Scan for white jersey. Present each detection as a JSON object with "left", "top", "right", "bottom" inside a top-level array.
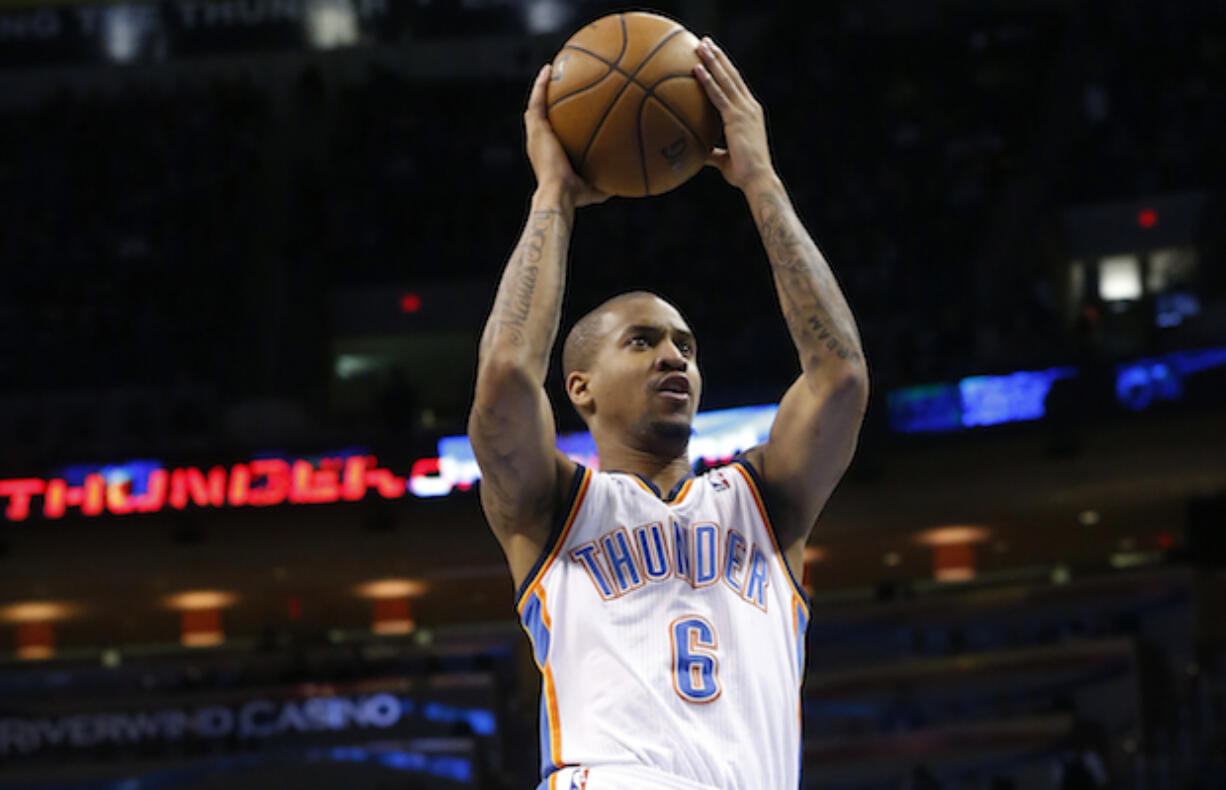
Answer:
[{"left": 516, "top": 460, "right": 810, "bottom": 790}]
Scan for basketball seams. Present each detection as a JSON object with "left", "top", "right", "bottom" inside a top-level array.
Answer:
[
  {"left": 616, "top": 12, "right": 628, "bottom": 66},
  {"left": 576, "top": 25, "right": 685, "bottom": 171},
  {"left": 642, "top": 74, "right": 713, "bottom": 149},
  {"left": 562, "top": 44, "right": 623, "bottom": 73},
  {"left": 637, "top": 99, "right": 650, "bottom": 195},
  {"left": 547, "top": 59, "right": 614, "bottom": 110},
  {"left": 635, "top": 73, "right": 711, "bottom": 196},
  {"left": 548, "top": 15, "right": 629, "bottom": 111}
]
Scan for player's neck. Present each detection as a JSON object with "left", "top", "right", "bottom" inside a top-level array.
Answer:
[{"left": 595, "top": 440, "right": 692, "bottom": 497}]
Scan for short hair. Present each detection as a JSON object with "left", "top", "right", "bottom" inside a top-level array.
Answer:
[{"left": 561, "top": 291, "right": 661, "bottom": 377}]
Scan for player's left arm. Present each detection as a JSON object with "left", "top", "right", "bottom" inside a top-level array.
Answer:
[{"left": 695, "top": 37, "right": 869, "bottom": 568}]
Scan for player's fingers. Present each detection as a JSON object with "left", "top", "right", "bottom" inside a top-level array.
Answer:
[
  {"left": 702, "top": 38, "right": 753, "bottom": 104},
  {"left": 696, "top": 40, "right": 742, "bottom": 106},
  {"left": 693, "top": 63, "right": 731, "bottom": 113},
  {"left": 525, "top": 64, "right": 550, "bottom": 120},
  {"left": 705, "top": 147, "right": 731, "bottom": 174}
]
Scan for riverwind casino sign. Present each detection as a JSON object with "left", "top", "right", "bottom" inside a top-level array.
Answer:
[
  {"left": 2, "top": 690, "right": 406, "bottom": 757},
  {"left": 0, "top": 405, "right": 779, "bottom": 522},
  {"left": 1, "top": 676, "right": 493, "bottom": 782}
]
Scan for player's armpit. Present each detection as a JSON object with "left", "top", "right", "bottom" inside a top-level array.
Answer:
[
  {"left": 468, "top": 360, "right": 576, "bottom": 584},
  {"left": 749, "top": 369, "right": 868, "bottom": 550}
]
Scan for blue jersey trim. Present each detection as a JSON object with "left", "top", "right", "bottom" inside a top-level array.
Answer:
[{"left": 514, "top": 463, "right": 588, "bottom": 607}]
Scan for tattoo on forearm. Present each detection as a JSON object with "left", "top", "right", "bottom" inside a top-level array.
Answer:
[
  {"left": 483, "top": 209, "right": 570, "bottom": 355},
  {"left": 498, "top": 265, "right": 538, "bottom": 345},
  {"left": 755, "top": 193, "right": 862, "bottom": 365}
]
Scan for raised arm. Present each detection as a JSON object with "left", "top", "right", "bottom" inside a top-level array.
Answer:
[
  {"left": 694, "top": 38, "right": 869, "bottom": 566},
  {"left": 469, "top": 65, "right": 607, "bottom": 590}
]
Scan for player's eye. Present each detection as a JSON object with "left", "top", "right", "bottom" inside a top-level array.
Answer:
[
  {"left": 629, "top": 335, "right": 650, "bottom": 348},
  {"left": 677, "top": 341, "right": 693, "bottom": 355}
]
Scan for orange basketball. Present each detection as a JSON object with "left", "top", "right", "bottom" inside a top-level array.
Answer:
[{"left": 546, "top": 11, "right": 721, "bottom": 198}]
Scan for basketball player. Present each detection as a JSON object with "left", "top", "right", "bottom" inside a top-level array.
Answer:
[{"left": 469, "top": 37, "right": 868, "bottom": 790}]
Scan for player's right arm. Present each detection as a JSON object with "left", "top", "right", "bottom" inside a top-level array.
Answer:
[{"left": 468, "top": 64, "right": 607, "bottom": 591}]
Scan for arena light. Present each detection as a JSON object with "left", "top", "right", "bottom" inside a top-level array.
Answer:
[
  {"left": 304, "top": 0, "right": 358, "bottom": 49},
  {"left": 162, "top": 590, "right": 238, "bottom": 611},
  {"left": 101, "top": 4, "right": 153, "bottom": 63},
  {"left": 1099, "top": 254, "right": 1142, "bottom": 301},
  {"left": 354, "top": 578, "right": 425, "bottom": 600},
  {"left": 1137, "top": 208, "right": 1158, "bottom": 229},
  {"left": 523, "top": 0, "right": 573, "bottom": 34},
  {"left": 915, "top": 526, "right": 991, "bottom": 547},
  {"left": 0, "top": 601, "right": 77, "bottom": 623},
  {"left": 399, "top": 293, "right": 422, "bottom": 314}
]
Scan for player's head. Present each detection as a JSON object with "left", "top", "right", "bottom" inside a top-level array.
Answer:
[{"left": 562, "top": 291, "right": 701, "bottom": 454}]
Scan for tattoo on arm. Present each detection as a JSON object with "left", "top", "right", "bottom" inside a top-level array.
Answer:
[
  {"left": 755, "top": 192, "right": 863, "bottom": 366},
  {"left": 481, "top": 209, "right": 571, "bottom": 364}
]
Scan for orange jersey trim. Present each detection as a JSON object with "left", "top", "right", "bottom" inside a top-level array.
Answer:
[{"left": 669, "top": 478, "right": 695, "bottom": 505}]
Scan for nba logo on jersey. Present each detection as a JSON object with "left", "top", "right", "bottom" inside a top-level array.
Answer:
[
  {"left": 570, "top": 768, "right": 589, "bottom": 789},
  {"left": 707, "top": 468, "right": 732, "bottom": 492}
]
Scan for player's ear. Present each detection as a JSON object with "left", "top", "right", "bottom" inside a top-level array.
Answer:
[{"left": 566, "top": 370, "right": 594, "bottom": 413}]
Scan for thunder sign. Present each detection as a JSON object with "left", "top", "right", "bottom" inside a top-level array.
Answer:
[{"left": 0, "top": 404, "right": 780, "bottom": 522}]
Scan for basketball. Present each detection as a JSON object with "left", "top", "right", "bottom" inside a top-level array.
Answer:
[{"left": 546, "top": 11, "right": 721, "bottom": 198}]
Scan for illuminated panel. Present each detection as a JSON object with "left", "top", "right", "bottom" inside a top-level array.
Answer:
[
  {"left": 890, "top": 367, "right": 1076, "bottom": 433},
  {"left": 1115, "top": 345, "right": 1226, "bottom": 411},
  {"left": 1155, "top": 292, "right": 1200, "bottom": 328},
  {"left": 1099, "top": 254, "right": 1142, "bottom": 301},
  {"left": 688, "top": 404, "right": 777, "bottom": 465},
  {"left": 959, "top": 367, "right": 1077, "bottom": 428},
  {"left": 887, "top": 383, "right": 962, "bottom": 434}
]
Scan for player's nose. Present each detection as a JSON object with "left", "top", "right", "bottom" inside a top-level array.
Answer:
[{"left": 655, "top": 343, "right": 687, "bottom": 372}]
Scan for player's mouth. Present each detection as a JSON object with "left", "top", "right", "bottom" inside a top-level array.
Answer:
[{"left": 656, "top": 373, "right": 691, "bottom": 401}]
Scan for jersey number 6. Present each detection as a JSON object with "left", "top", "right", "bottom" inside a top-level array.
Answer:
[{"left": 670, "top": 615, "right": 722, "bottom": 703}]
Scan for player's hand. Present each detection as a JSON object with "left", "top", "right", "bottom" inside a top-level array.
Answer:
[
  {"left": 693, "top": 37, "right": 776, "bottom": 192},
  {"left": 525, "top": 64, "right": 609, "bottom": 208}
]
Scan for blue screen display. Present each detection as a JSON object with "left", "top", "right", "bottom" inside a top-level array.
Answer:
[
  {"left": 889, "top": 367, "right": 1077, "bottom": 433},
  {"left": 1115, "top": 346, "right": 1226, "bottom": 411}
]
